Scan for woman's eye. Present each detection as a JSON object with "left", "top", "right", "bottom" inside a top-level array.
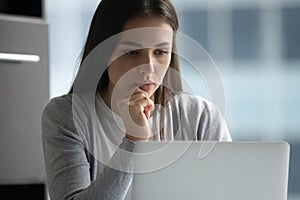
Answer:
[
  {"left": 124, "top": 50, "right": 139, "bottom": 56},
  {"left": 154, "top": 49, "right": 169, "bottom": 56}
]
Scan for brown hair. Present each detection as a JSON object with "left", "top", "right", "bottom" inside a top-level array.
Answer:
[{"left": 69, "top": 0, "right": 182, "bottom": 106}]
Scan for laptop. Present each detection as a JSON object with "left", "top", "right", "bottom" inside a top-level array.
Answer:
[{"left": 131, "top": 141, "right": 290, "bottom": 200}]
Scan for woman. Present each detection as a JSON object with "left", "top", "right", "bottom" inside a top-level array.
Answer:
[{"left": 42, "top": 0, "right": 232, "bottom": 199}]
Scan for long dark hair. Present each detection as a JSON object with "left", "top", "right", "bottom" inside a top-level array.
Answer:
[{"left": 69, "top": 0, "right": 182, "bottom": 106}]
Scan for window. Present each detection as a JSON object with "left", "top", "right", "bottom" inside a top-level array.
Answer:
[
  {"left": 179, "top": 10, "right": 208, "bottom": 52},
  {"left": 282, "top": 7, "right": 300, "bottom": 60},
  {"left": 232, "top": 8, "right": 261, "bottom": 61}
]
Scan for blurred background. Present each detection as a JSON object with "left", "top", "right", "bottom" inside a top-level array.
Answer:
[
  {"left": 0, "top": 0, "right": 299, "bottom": 199},
  {"left": 45, "top": 0, "right": 300, "bottom": 199}
]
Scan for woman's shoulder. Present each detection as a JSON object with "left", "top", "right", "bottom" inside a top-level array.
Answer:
[
  {"left": 43, "top": 94, "right": 73, "bottom": 116},
  {"left": 42, "top": 92, "right": 95, "bottom": 131},
  {"left": 171, "top": 92, "right": 225, "bottom": 119},
  {"left": 172, "top": 92, "right": 215, "bottom": 110},
  {"left": 173, "top": 92, "right": 231, "bottom": 141},
  {"left": 42, "top": 94, "right": 74, "bottom": 127}
]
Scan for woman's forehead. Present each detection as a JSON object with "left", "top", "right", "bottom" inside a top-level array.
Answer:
[{"left": 118, "top": 27, "right": 173, "bottom": 48}]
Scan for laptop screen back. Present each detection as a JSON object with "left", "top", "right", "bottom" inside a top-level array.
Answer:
[{"left": 132, "top": 141, "right": 290, "bottom": 200}]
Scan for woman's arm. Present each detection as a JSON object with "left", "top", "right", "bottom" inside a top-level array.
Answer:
[{"left": 42, "top": 96, "right": 134, "bottom": 200}]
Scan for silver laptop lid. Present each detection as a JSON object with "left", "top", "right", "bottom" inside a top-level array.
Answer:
[{"left": 132, "top": 141, "right": 290, "bottom": 200}]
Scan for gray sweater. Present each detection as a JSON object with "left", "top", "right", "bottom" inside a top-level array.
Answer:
[{"left": 42, "top": 92, "right": 231, "bottom": 200}]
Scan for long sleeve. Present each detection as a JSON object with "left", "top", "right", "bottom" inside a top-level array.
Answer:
[{"left": 42, "top": 96, "right": 135, "bottom": 200}]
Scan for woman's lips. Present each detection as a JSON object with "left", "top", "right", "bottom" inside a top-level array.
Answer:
[{"left": 139, "top": 83, "right": 154, "bottom": 92}]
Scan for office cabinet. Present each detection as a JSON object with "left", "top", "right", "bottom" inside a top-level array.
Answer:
[{"left": 0, "top": 15, "right": 49, "bottom": 184}]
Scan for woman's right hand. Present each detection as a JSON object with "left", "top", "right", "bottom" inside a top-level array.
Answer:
[{"left": 117, "top": 88, "right": 154, "bottom": 142}]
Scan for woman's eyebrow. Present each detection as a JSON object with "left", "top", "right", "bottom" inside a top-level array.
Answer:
[
  {"left": 120, "top": 41, "right": 171, "bottom": 48},
  {"left": 120, "top": 41, "right": 143, "bottom": 47},
  {"left": 154, "top": 42, "right": 171, "bottom": 47}
]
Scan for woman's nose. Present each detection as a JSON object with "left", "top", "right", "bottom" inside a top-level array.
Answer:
[{"left": 138, "top": 53, "right": 154, "bottom": 74}]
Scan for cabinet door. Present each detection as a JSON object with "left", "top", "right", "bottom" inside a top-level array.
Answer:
[{"left": 0, "top": 16, "right": 49, "bottom": 183}]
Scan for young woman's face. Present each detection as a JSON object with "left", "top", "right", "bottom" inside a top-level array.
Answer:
[{"left": 107, "top": 16, "right": 173, "bottom": 99}]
